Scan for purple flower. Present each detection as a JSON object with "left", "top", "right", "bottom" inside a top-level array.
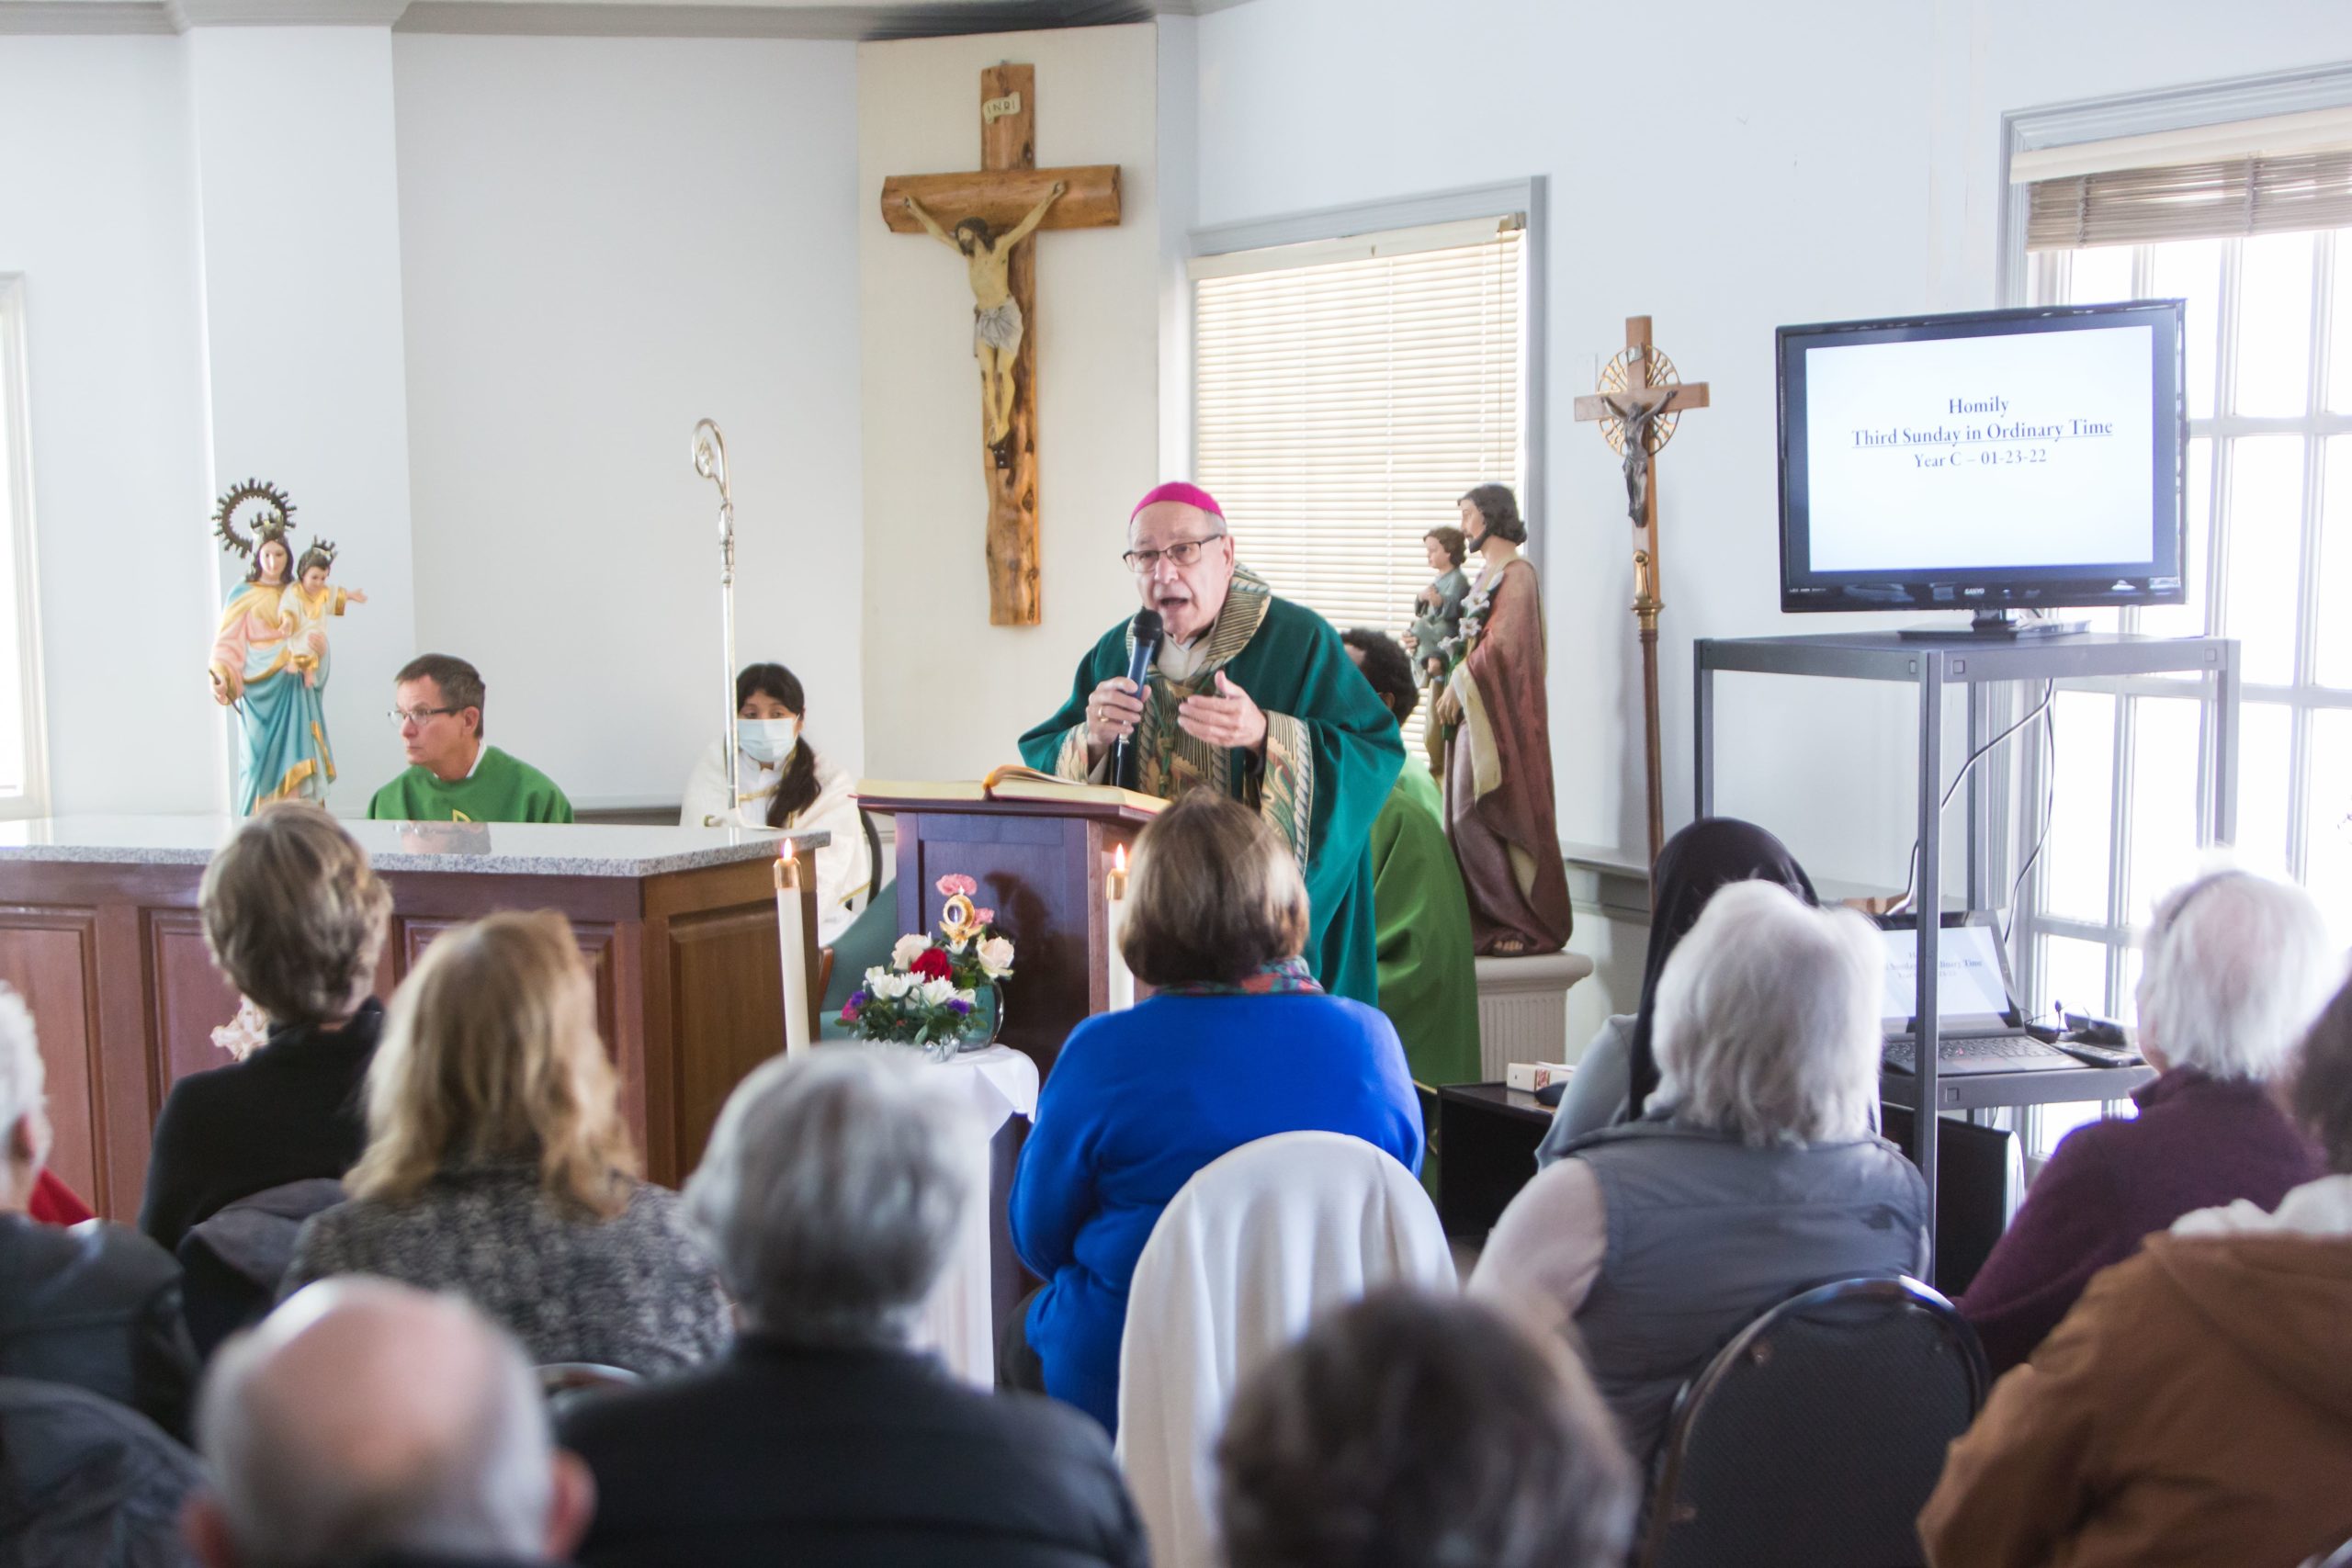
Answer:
[
  {"left": 846, "top": 990, "right": 869, "bottom": 1009},
  {"left": 946, "top": 998, "right": 974, "bottom": 1016}
]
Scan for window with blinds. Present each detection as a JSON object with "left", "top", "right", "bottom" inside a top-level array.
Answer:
[
  {"left": 1192, "top": 218, "right": 1526, "bottom": 755},
  {"left": 2027, "top": 150, "right": 2352, "bottom": 250}
]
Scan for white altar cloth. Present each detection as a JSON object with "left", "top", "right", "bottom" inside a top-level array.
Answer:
[{"left": 911, "top": 1043, "right": 1039, "bottom": 1386}]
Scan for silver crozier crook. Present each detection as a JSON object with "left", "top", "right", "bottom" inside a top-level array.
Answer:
[{"left": 691, "top": 419, "right": 741, "bottom": 826}]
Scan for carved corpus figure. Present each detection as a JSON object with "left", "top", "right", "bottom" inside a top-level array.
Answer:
[{"left": 905, "top": 182, "right": 1066, "bottom": 450}]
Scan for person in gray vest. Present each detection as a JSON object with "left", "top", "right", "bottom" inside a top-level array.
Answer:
[{"left": 1470, "top": 878, "right": 1928, "bottom": 1466}]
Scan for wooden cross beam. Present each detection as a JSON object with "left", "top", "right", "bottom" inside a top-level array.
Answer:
[
  {"left": 879, "top": 64, "right": 1124, "bottom": 626},
  {"left": 1574, "top": 315, "right": 1710, "bottom": 865}
]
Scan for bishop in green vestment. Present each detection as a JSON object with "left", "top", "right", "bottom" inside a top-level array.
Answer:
[
  {"left": 1019, "top": 484, "right": 1403, "bottom": 1006},
  {"left": 367, "top": 653, "right": 574, "bottom": 824},
  {"left": 1344, "top": 629, "right": 1482, "bottom": 1087}
]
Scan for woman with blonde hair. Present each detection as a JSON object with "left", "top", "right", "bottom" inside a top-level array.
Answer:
[
  {"left": 286, "top": 911, "right": 728, "bottom": 1374},
  {"left": 1006, "top": 792, "right": 1423, "bottom": 1435}
]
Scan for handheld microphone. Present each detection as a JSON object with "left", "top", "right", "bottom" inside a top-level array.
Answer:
[{"left": 1114, "top": 609, "right": 1163, "bottom": 790}]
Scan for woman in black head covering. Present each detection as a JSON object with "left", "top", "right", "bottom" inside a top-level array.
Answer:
[{"left": 1535, "top": 818, "right": 1817, "bottom": 1165}]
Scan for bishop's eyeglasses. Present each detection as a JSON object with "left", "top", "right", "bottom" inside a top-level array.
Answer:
[
  {"left": 1122, "top": 533, "right": 1227, "bottom": 573},
  {"left": 389, "top": 705, "right": 462, "bottom": 728}
]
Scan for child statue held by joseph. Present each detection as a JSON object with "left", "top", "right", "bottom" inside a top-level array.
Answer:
[{"left": 206, "top": 481, "right": 368, "bottom": 815}]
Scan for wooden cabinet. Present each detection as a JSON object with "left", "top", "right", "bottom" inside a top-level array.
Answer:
[{"left": 0, "top": 818, "right": 820, "bottom": 1218}]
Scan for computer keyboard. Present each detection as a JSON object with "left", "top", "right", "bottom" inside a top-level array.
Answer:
[{"left": 1882, "top": 1035, "right": 2054, "bottom": 1072}]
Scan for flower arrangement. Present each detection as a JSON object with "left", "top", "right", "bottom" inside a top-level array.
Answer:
[{"left": 839, "top": 874, "right": 1016, "bottom": 1055}]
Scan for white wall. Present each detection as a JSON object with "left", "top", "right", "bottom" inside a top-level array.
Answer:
[
  {"left": 193, "top": 28, "right": 419, "bottom": 813},
  {"left": 857, "top": 22, "right": 1165, "bottom": 782},
  {"left": 1188, "top": 0, "right": 2352, "bottom": 942},
  {"left": 0, "top": 39, "right": 219, "bottom": 815},
  {"left": 395, "top": 35, "right": 864, "bottom": 807}
]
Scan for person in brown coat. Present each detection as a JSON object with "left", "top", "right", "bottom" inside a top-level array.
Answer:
[{"left": 1919, "top": 972, "right": 2352, "bottom": 1568}]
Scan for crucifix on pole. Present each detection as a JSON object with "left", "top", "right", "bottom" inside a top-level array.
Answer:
[
  {"left": 879, "top": 64, "right": 1124, "bottom": 626},
  {"left": 1573, "top": 315, "right": 1709, "bottom": 866}
]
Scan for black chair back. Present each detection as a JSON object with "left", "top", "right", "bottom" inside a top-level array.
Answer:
[
  {"left": 1639, "top": 1275, "right": 1988, "bottom": 1568},
  {"left": 0, "top": 1375, "right": 202, "bottom": 1567},
  {"left": 175, "top": 1178, "right": 347, "bottom": 1360}
]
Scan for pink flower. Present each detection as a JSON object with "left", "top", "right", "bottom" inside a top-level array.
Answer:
[
  {"left": 935, "top": 874, "right": 978, "bottom": 897},
  {"left": 973, "top": 908, "right": 995, "bottom": 926}
]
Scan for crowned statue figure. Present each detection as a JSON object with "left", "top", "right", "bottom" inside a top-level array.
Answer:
[{"left": 206, "top": 481, "right": 368, "bottom": 815}]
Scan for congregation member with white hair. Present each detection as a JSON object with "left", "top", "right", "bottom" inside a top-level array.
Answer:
[
  {"left": 0, "top": 980, "right": 198, "bottom": 1437},
  {"left": 558, "top": 1047, "right": 1146, "bottom": 1568},
  {"left": 1469, "top": 879, "right": 1928, "bottom": 1467},
  {"left": 1956, "top": 867, "right": 2336, "bottom": 1375},
  {"left": 184, "top": 1277, "right": 594, "bottom": 1568},
  {"left": 1922, "top": 972, "right": 2352, "bottom": 1567}
]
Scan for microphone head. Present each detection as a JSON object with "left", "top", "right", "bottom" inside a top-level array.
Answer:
[{"left": 1131, "top": 609, "right": 1164, "bottom": 647}]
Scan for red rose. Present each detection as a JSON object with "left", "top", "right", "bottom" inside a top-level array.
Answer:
[{"left": 910, "top": 947, "right": 955, "bottom": 982}]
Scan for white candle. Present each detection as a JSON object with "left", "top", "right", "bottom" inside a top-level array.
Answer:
[
  {"left": 775, "top": 843, "right": 813, "bottom": 1055},
  {"left": 1105, "top": 842, "right": 1135, "bottom": 1013}
]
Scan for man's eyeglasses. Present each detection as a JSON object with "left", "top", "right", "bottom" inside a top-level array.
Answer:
[
  {"left": 1122, "top": 534, "right": 1226, "bottom": 574},
  {"left": 390, "top": 705, "right": 462, "bottom": 728}
]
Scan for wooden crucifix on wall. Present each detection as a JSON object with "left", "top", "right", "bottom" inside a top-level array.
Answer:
[
  {"left": 880, "top": 64, "right": 1124, "bottom": 626},
  {"left": 1573, "top": 316, "right": 1709, "bottom": 866}
]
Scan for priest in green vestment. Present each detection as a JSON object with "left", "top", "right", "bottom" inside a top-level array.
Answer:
[
  {"left": 1018, "top": 483, "right": 1403, "bottom": 1006},
  {"left": 1342, "top": 628, "right": 1483, "bottom": 1087},
  {"left": 368, "top": 653, "right": 574, "bottom": 824}
]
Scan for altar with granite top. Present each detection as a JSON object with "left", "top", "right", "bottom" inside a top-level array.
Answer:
[{"left": 0, "top": 816, "right": 825, "bottom": 1218}]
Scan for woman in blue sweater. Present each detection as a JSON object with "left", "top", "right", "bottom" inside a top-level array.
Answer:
[{"left": 1009, "top": 793, "right": 1424, "bottom": 1435}]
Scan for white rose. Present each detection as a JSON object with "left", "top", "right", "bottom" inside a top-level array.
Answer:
[
  {"left": 918, "top": 976, "right": 958, "bottom": 1008},
  {"left": 978, "top": 936, "right": 1015, "bottom": 980},
  {"left": 891, "top": 934, "right": 932, "bottom": 970}
]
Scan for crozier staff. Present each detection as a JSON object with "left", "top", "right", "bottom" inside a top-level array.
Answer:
[{"left": 1017, "top": 482, "right": 1403, "bottom": 1006}]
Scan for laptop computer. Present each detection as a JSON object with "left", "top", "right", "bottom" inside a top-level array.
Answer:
[{"left": 1877, "top": 915, "right": 2079, "bottom": 1077}]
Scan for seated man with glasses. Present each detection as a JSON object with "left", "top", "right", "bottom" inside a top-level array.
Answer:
[
  {"left": 1017, "top": 482, "right": 1403, "bottom": 1006},
  {"left": 368, "top": 654, "right": 574, "bottom": 824}
]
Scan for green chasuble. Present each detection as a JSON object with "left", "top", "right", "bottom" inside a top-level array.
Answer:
[
  {"left": 1371, "top": 762, "right": 1482, "bottom": 1086},
  {"left": 366, "top": 745, "right": 575, "bottom": 824},
  {"left": 1017, "top": 568, "right": 1404, "bottom": 1006}
]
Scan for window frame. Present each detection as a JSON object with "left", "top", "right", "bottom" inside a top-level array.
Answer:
[
  {"left": 1993, "top": 70, "right": 2352, "bottom": 1156},
  {"left": 0, "top": 276, "right": 48, "bottom": 821}
]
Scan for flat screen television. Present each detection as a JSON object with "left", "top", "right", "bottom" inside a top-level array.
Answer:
[{"left": 1777, "top": 300, "right": 2188, "bottom": 636}]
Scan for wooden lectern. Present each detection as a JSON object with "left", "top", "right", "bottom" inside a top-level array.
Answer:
[{"left": 857, "top": 792, "right": 1158, "bottom": 1077}]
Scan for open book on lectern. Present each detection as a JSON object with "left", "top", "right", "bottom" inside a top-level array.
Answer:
[{"left": 854, "top": 764, "right": 1167, "bottom": 817}]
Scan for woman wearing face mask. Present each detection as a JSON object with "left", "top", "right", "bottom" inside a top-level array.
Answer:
[{"left": 680, "top": 663, "right": 871, "bottom": 942}]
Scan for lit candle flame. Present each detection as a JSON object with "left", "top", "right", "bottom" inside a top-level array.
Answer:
[{"left": 1114, "top": 843, "right": 1128, "bottom": 874}]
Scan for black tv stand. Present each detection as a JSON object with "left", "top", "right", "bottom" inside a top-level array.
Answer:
[{"left": 1896, "top": 610, "right": 2090, "bottom": 642}]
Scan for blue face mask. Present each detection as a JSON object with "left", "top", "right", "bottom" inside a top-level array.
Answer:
[{"left": 739, "top": 716, "right": 800, "bottom": 766}]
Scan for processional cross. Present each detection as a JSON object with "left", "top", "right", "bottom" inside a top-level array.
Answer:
[
  {"left": 881, "top": 64, "right": 1124, "bottom": 626},
  {"left": 1573, "top": 316, "right": 1709, "bottom": 866}
]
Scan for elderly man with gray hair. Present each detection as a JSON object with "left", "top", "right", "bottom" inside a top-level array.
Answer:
[
  {"left": 1470, "top": 878, "right": 1930, "bottom": 1467},
  {"left": 558, "top": 1046, "right": 1145, "bottom": 1568},
  {"left": 1956, "top": 866, "right": 2338, "bottom": 1374},
  {"left": 184, "top": 1277, "right": 594, "bottom": 1568}
]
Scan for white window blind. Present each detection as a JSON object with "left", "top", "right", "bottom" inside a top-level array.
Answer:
[{"left": 1193, "top": 220, "right": 1525, "bottom": 752}]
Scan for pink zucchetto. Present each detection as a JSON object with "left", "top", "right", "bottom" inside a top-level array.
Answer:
[{"left": 1130, "top": 481, "right": 1224, "bottom": 522}]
